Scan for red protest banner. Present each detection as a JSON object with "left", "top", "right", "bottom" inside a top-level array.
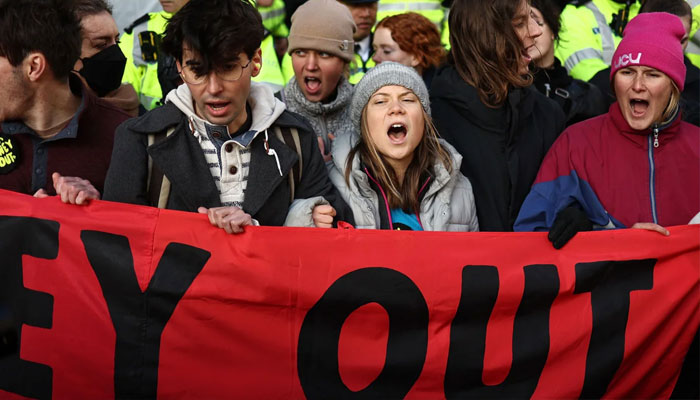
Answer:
[{"left": 0, "top": 189, "right": 697, "bottom": 399}]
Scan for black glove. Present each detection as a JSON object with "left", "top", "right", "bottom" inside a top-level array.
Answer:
[{"left": 548, "top": 206, "right": 593, "bottom": 249}]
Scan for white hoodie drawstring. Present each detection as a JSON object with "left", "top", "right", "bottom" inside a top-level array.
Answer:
[
  {"left": 188, "top": 117, "right": 202, "bottom": 143},
  {"left": 263, "top": 129, "right": 283, "bottom": 177}
]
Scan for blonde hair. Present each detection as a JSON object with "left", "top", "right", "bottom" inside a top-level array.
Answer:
[{"left": 660, "top": 81, "right": 681, "bottom": 124}]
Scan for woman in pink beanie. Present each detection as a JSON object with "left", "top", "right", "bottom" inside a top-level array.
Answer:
[{"left": 514, "top": 12, "right": 700, "bottom": 249}]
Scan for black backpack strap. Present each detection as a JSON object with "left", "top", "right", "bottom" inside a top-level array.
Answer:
[
  {"left": 147, "top": 127, "right": 175, "bottom": 208},
  {"left": 124, "top": 13, "right": 151, "bottom": 35}
]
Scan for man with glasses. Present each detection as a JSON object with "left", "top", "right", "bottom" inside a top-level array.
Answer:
[{"left": 98, "top": 0, "right": 350, "bottom": 233}]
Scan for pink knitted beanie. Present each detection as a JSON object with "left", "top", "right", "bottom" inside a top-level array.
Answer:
[{"left": 610, "top": 12, "right": 686, "bottom": 91}]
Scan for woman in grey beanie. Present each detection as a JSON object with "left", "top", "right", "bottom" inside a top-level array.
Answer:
[
  {"left": 319, "top": 62, "right": 479, "bottom": 231},
  {"left": 280, "top": 0, "right": 356, "bottom": 163}
]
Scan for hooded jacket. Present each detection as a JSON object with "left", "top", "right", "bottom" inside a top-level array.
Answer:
[
  {"left": 429, "top": 65, "right": 566, "bottom": 231},
  {"left": 323, "top": 133, "right": 479, "bottom": 231},
  {"left": 281, "top": 76, "right": 355, "bottom": 151},
  {"left": 514, "top": 103, "right": 700, "bottom": 231},
  {"left": 103, "top": 81, "right": 348, "bottom": 227}
]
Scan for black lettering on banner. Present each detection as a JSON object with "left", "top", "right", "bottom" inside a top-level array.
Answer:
[
  {"left": 575, "top": 259, "right": 655, "bottom": 399},
  {"left": 81, "top": 231, "right": 210, "bottom": 399},
  {"left": 0, "top": 216, "right": 58, "bottom": 400},
  {"left": 297, "top": 267, "right": 429, "bottom": 399},
  {"left": 445, "top": 264, "right": 559, "bottom": 399}
]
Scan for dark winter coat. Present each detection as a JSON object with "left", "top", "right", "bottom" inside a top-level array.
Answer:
[
  {"left": 103, "top": 102, "right": 349, "bottom": 227},
  {"left": 429, "top": 65, "right": 566, "bottom": 231},
  {"left": 532, "top": 58, "right": 609, "bottom": 126}
]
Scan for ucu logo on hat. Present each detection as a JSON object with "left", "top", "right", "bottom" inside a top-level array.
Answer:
[{"left": 614, "top": 53, "right": 642, "bottom": 69}]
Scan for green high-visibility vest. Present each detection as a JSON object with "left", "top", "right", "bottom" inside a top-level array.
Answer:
[
  {"left": 119, "top": 11, "right": 171, "bottom": 110},
  {"left": 376, "top": 0, "right": 445, "bottom": 31},
  {"left": 258, "top": 0, "right": 289, "bottom": 38},
  {"left": 555, "top": 0, "right": 640, "bottom": 82},
  {"left": 349, "top": 51, "right": 376, "bottom": 85},
  {"left": 252, "top": 35, "right": 287, "bottom": 92},
  {"left": 686, "top": 0, "right": 700, "bottom": 69}
]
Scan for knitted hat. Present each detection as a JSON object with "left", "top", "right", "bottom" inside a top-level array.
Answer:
[
  {"left": 610, "top": 12, "right": 686, "bottom": 91},
  {"left": 287, "top": 0, "right": 356, "bottom": 63},
  {"left": 350, "top": 62, "right": 430, "bottom": 131}
]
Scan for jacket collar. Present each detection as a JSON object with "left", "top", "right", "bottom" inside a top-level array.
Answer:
[
  {"left": 609, "top": 102, "right": 681, "bottom": 148},
  {"left": 144, "top": 104, "right": 304, "bottom": 214}
]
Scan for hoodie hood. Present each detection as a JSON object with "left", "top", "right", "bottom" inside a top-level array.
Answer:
[
  {"left": 430, "top": 64, "right": 536, "bottom": 135},
  {"left": 166, "top": 82, "right": 286, "bottom": 146}
]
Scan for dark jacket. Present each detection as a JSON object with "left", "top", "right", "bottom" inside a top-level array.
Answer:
[
  {"left": 532, "top": 58, "right": 609, "bottom": 126},
  {"left": 429, "top": 65, "right": 566, "bottom": 231},
  {"left": 681, "top": 56, "right": 699, "bottom": 127},
  {"left": 0, "top": 77, "right": 130, "bottom": 195},
  {"left": 103, "top": 101, "right": 349, "bottom": 227}
]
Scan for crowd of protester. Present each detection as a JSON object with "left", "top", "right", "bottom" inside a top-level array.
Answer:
[
  {"left": 1, "top": 0, "right": 698, "bottom": 238},
  {"left": 0, "top": 0, "right": 698, "bottom": 395}
]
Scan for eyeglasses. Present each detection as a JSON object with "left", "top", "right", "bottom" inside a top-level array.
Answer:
[{"left": 179, "top": 59, "right": 252, "bottom": 85}]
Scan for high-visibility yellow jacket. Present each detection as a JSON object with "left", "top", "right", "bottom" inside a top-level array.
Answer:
[
  {"left": 119, "top": 11, "right": 171, "bottom": 111},
  {"left": 252, "top": 34, "right": 287, "bottom": 92},
  {"left": 376, "top": 0, "right": 445, "bottom": 31},
  {"left": 349, "top": 52, "right": 376, "bottom": 85},
  {"left": 686, "top": 0, "right": 700, "bottom": 68},
  {"left": 257, "top": 0, "right": 288, "bottom": 38},
  {"left": 555, "top": 0, "right": 640, "bottom": 82}
]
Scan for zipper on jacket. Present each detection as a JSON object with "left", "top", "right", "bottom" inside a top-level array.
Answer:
[{"left": 647, "top": 128, "right": 659, "bottom": 224}]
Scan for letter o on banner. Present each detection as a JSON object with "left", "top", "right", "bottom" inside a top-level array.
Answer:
[{"left": 297, "top": 267, "right": 429, "bottom": 399}]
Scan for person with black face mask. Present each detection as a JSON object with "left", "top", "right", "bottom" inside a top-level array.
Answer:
[{"left": 73, "top": 0, "right": 139, "bottom": 117}]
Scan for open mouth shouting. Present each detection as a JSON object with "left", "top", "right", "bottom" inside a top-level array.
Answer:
[
  {"left": 303, "top": 76, "right": 322, "bottom": 96},
  {"left": 205, "top": 100, "right": 231, "bottom": 117},
  {"left": 629, "top": 98, "right": 650, "bottom": 117},
  {"left": 387, "top": 122, "right": 408, "bottom": 144}
]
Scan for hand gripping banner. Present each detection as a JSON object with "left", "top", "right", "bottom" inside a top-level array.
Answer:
[{"left": 0, "top": 189, "right": 697, "bottom": 399}]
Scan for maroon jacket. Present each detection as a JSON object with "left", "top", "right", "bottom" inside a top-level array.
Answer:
[
  {"left": 516, "top": 103, "right": 700, "bottom": 230},
  {"left": 0, "top": 77, "right": 131, "bottom": 195}
]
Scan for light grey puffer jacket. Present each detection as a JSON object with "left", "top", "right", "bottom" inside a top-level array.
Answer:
[{"left": 328, "top": 134, "right": 479, "bottom": 231}]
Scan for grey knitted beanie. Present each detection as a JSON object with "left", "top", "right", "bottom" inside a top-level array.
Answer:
[
  {"left": 350, "top": 62, "right": 431, "bottom": 131},
  {"left": 288, "top": 0, "right": 356, "bottom": 63}
]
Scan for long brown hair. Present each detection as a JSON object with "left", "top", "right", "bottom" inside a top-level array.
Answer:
[
  {"left": 345, "top": 107, "right": 452, "bottom": 212},
  {"left": 448, "top": 0, "right": 532, "bottom": 107},
  {"left": 376, "top": 12, "right": 446, "bottom": 71}
]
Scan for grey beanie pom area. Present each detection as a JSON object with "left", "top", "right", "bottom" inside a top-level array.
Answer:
[{"left": 350, "top": 62, "right": 431, "bottom": 131}]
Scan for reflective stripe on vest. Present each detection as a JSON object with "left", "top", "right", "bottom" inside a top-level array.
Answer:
[
  {"left": 258, "top": 0, "right": 288, "bottom": 37},
  {"left": 349, "top": 53, "right": 375, "bottom": 85},
  {"left": 584, "top": 2, "right": 615, "bottom": 64},
  {"left": 378, "top": 2, "right": 441, "bottom": 11},
  {"left": 376, "top": 0, "right": 445, "bottom": 28},
  {"left": 564, "top": 47, "right": 604, "bottom": 72}
]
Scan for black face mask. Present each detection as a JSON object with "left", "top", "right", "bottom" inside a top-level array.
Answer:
[{"left": 78, "top": 44, "right": 127, "bottom": 97}]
